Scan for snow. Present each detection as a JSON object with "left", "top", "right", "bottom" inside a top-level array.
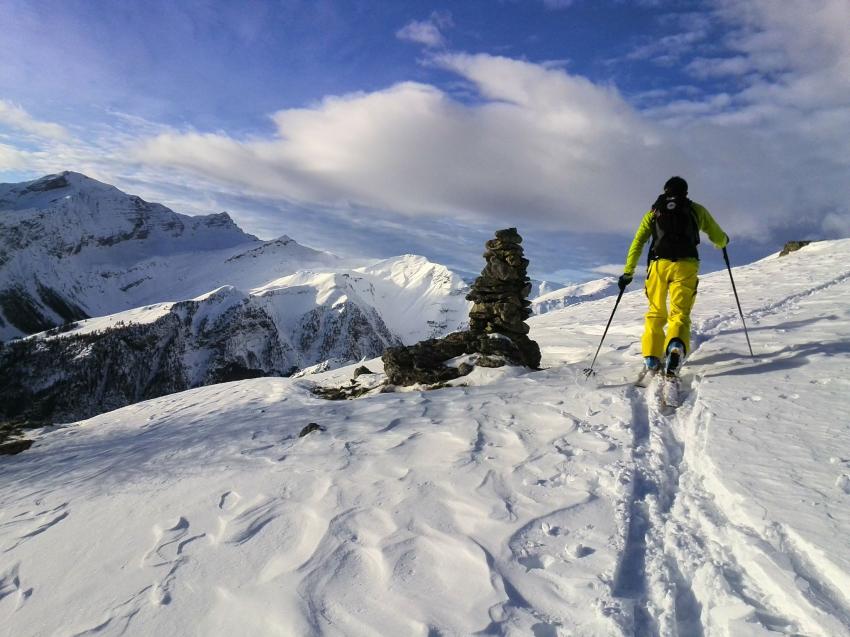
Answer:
[
  {"left": 252, "top": 254, "right": 470, "bottom": 345},
  {"left": 0, "top": 172, "right": 340, "bottom": 340},
  {"left": 3, "top": 239, "right": 850, "bottom": 635},
  {"left": 2, "top": 174, "right": 470, "bottom": 370},
  {"left": 532, "top": 277, "right": 620, "bottom": 315}
]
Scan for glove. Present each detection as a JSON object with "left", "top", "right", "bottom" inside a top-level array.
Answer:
[{"left": 618, "top": 273, "right": 633, "bottom": 291}]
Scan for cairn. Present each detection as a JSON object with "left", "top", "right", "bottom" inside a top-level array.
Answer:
[
  {"left": 466, "top": 228, "right": 541, "bottom": 368},
  {"left": 381, "top": 228, "right": 540, "bottom": 387}
]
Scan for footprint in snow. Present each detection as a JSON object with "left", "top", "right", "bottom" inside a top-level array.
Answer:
[
  {"left": 1, "top": 503, "right": 70, "bottom": 553},
  {"left": 141, "top": 516, "right": 205, "bottom": 606},
  {"left": 213, "top": 494, "right": 278, "bottom": 545},
  {"left": 0, "top": 564, "right": 33, "bottom": 615},
  {"left": 218, "top": 490, "right": 241, "bottom": 511}
]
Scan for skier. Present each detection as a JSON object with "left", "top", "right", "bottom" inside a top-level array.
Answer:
[{"left": 618, "top": 176, "right": 728, "bottom": 386}]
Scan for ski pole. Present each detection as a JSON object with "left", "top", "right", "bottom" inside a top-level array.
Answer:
[
  {"left": 583, "top": 287, "right": 625, "bottom": 378},
  {"left": 722, "top": 247, "right": 754, "bottom": 358}
]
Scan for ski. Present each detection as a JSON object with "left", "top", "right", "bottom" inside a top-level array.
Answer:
[
  {"left": 661, "top": 372, "right": 681, "bottom": 407},
  {"left": 635, "top": 367, "right": 657, "bottom": 387}
]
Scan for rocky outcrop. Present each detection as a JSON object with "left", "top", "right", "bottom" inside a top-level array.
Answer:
[
  {"left": 0, "top": 280, "right": 414, "bottom": 424},
  {"left": 0, "top": 294, "right": 291, "bottom": 425},
  {"left": 382, "top": 228, "right": 540, "bottom": 386},
  {"left": 779, "top": 240, "right": 813, "bottom": 257}
]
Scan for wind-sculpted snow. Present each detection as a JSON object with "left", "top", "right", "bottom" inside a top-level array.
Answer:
[{"left": 2, "top": 239, "right": 850, "bottom": 635}]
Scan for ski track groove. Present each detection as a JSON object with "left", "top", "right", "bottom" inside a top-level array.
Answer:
[
  {"left": 613, "top": 270, "right": 850, "bottom": 636},
  {"left": 695, "top": 267, "right": 850, "bottom": 339}
]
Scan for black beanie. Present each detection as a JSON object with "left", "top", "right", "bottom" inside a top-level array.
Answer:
[{"left": 664, "top": 176, "right": 688, "bottom": 196}]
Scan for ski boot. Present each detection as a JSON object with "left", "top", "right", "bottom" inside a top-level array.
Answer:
[
  {"left": 635, "top": 356, "right": 660, "bottom": 387},
  {"left": 662, "top": 339, "right": 685, "bottom": 406}
]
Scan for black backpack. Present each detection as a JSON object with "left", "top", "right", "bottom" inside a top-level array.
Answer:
[{"left": 648, "top": 193, "right": 700, "bottom": 262}]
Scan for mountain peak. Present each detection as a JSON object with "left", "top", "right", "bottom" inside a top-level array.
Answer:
[{"left": 22, "top": 170, "right": 110, "bottom": 191}]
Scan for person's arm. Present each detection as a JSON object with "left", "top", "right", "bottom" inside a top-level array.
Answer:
[
  {"left": 693, "top": 203, "right": 728, "bottom": 248},
  {"left": 623, "top": 211, "right": 654, "bottom": 275}
]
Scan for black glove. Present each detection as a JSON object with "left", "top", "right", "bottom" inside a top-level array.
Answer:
[{"left": 618, "top": 273, "right": 633, "bottom": 291}]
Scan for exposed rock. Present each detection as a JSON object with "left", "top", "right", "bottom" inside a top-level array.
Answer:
[
  {"left": 25, "top": 173, "right": 69, "bottom": 192},
  {"left": 312, "top": 377, "right": 378, "bottom": 400},
  {"left": 353, "top": 365, "right": 374, "bottom": 378},
  {"left": 382, "top": 228, "right": 541, "bottom": 386},
  {"left": 0, "top": 296, "right": 291, "bottom": 425},
  {"left": 382, "top": 331, "right": 470, "bottom": 386},
  {"left": 0, "top": 439, "right": 33, "bottom": 455},
  {"left": 456, "top": 362, "right": 474, "bottom": 376},
  {"left": 298, "top": 423, "right": 326, "bottom": 437},
  {"left": 779, "top": 240, "right": 813, "bottom": 257}
]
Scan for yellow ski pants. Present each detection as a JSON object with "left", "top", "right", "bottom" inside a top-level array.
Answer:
[{"left": 642, "top": 259, "right": 699, "bottom": 359}]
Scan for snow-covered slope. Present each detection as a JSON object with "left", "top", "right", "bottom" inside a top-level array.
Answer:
[
  {"left": 3, "top": 241, "right": 849, "bottom": 636},
  {"left": 532, "top": 277, "right": 620, "bottom": 315},
  {"left": 0, "top": 172, "right": 339, "bottom": 340},
  {"left": 254, "top": 254, "right": 469, "bottom": 345}
]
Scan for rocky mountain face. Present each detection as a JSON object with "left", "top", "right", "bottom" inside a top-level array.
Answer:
[
  {"left": 0, "top": 172, "right": 470, "bottom": 424},
  {"left": 0, "top": 285, "right": 406, "bottom": 424}
]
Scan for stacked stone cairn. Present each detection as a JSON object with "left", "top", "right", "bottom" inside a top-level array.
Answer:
[{"left": 382, "top": 228, "right": 541, "bottom": 387}]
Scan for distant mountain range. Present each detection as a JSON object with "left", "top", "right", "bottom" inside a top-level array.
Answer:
[
  {"left": 531, "top": 278, "right": 620, "bottom": 315},
  {"left": 0, "top": 171, "right": 617, "bottom": 423},
  {"left": 0, "top": 172, "right": 470, "bottom": 422}
]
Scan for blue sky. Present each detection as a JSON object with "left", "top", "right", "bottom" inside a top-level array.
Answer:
[{"left": 2, "top": 0, "right": 849, "bottom": 282}]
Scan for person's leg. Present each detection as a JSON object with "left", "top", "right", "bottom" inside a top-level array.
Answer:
[
  {"left": 641, "top": 260, "right": 669, "bottom": 360},
  {"left": 665, "top": 260, "right": 699, "bottom": 355}
]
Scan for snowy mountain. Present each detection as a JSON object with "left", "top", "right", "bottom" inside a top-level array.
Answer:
[
  {"left": 1, "top": 252, "right": 470, "bottom": 424},
  {"left": 3, "top": 239, "right": 849, "bottom": 636},
  {"left": 0, "top": 173, "right": 471, "bottom": 422},
  {"left": 531, "top": 277, "right": 620, "bottom": 315},
  {"left": 0, "top": 172, "right": 352, "bottom": 340}
]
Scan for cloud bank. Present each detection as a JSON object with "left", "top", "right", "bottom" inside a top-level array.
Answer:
[
  {"left": 134, "top": 14, "right": 850, "bottom": 242},
  {"left": 4, "top": 0, "right": 849, "bottom": 262},
  {"left": 135, "top": 54, "right": 677, "bottom": 234}
]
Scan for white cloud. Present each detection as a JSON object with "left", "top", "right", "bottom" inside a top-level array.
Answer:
[
  {"left": 397, "top": 21, "right": 444, "bottom": 48},
  {"left": 4, "top": 0, "right": 850, "bottom": 263},
  {"left": 0, "top": 142, "right": 28, "bottom": 170},
  {"left": 0, "top": 100, "right": 69, "bottom": 140},
  {"left": 396, "top": 12, "right": 453, "bottom": 48},
  {"left": 627, "top": 30, "right": 708, "bottom": 64},
  {"left": 685, "top": 56, "right": 754, "bottom": 78},
  {"left": 127, "top": 30, "right": 850, "bottom": 244},
  {"left": 135, "top": 55, "right": 678, "bottom": 234},
  {"left": 713, "top": 0, "right": 850, "bottom": 111}
]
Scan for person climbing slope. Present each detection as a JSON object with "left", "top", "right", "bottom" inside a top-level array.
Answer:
[{"left": 618, "top": 176, "right": 729, "bottom": 382}]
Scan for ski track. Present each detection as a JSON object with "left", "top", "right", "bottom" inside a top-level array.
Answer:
[{"left": 611, "top": 265, "right": 850, "bottom": 636}]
